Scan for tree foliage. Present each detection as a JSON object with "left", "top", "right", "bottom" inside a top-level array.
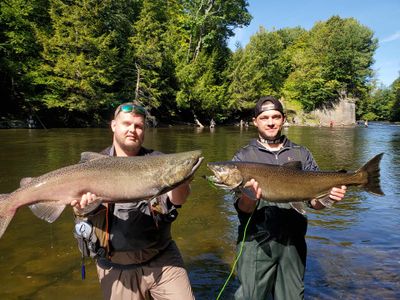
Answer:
[
  {"left": 226, "top": 27, "right": 305, "bottom": 112},
  {"left": 175, "top": 0, "right": 251, "bottom": 121},
  {"left": 0, "top": 0, "right": 49, "bottom": 113},
  {"left": 33, "top": 0, "right": 132, "bottom": 112},
  {"left": 391, "top": 76, "right": 400, "bottom": 121},
  {"left": 130, "top": 0, "right": 174, "bottom": 109},
  {"left": 1, "top": 2, "right": 397, "bottom": 125},
  {"left": 282, "top": 16, "right": 377, "bottom": 112}
]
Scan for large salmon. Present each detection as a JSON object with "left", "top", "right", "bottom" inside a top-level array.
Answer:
[
  {"left": 206, "top": 153, "right": 383, "bottom": 212},
  {"left": 0, "top": 150, "right": 203, "bottom": 239}
]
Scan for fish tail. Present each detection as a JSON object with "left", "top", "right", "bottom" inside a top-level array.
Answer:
[
  {"left": 357, "top": 153, "right": 384, "bottom": 196},
  {"left": 0, "top": 194, "right": 16, "bottom": 239}
]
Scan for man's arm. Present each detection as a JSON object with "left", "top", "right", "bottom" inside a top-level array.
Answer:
[{"left": 167, "top": 179, "right": 191, "bottom": 206}]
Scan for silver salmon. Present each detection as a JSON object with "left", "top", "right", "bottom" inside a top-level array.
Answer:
[
  {"left": 207, "top": 153, "right": 384, "bottom": 212},
  {"left": 0, "top": 150, "right": 203, "bottom": 239}
]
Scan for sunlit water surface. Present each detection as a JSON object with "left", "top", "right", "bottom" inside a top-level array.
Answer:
[{"left": 0, "top": 123, "right": 399, "bottom": 299}]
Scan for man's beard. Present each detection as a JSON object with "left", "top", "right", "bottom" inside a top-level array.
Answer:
[{"left": 115, "top": 135, "right": 142, "bottom": 154}]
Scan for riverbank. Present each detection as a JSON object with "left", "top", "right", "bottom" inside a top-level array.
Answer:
[{"left": 2, "top": 110, "right": 398, "bottom": 130}]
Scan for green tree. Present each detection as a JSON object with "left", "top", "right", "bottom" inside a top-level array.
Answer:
[
  {"left": 283, "top": 16, "right": 377, "bottom": 112},
  {"left": 176, "top": 48, "right": 230, "bottom": 120},
  {"left": 129, "top": 0, "right": 177, "bottom": 111},
  {"left": 183, "top": 0, "right": 251, "bottom": 62},
  {"left": 101, "top": 0, "right": 141, "bottom": 105},
  {"left": 174, "top": 0, "right": 251, "bottom": 121},
  {"left": 227, "top": 27, "right": 305, "bottom": 112},
  {"left": 0, "top": 0, "right": 50, "bottom": 116},
  {"left": 33, "top": 0, "right": 128, "bottom": 112},
  {"left": 362, "top": 86, "right": 392, "bottom": 120},
  {"left": 389, "top": 75, "right": 400, "bottom": 121}
]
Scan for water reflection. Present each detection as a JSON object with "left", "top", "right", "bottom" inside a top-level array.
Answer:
[{"left": 0, "top": 124, "right": 399, "bottom": 299}]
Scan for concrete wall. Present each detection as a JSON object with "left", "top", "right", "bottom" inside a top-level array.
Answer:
[{"left": 311, "top": 98, "right": 356, "bottom": 126}]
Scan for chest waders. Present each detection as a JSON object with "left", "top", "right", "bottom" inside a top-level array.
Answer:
[{"left": 233, "top": 143, "right": 308, "bottom": 300}]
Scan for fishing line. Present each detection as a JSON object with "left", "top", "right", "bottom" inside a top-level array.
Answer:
[
  {"left": 204, "top": 176, "right": 219, "bottom": 190},
  {"left": 50, "top": 223, "right": 54, "bottom": 249},
  {"left": 215, "top": 199, "right": 259, "bottom": 300}
]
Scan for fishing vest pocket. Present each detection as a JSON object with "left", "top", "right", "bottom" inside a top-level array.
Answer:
[{"left": 73, "top": 205, "right": 109, "bottom": 258}]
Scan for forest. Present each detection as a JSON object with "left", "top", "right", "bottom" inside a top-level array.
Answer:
[{"left": 1, "top": 0, "right": 399, "bottom": 127}]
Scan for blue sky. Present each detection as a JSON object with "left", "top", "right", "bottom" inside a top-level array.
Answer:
[{"left": 228, "top": 0, "right": 400, "bottom": 87}]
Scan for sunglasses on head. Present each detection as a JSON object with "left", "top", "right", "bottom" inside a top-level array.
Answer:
[{"left": 115, "top": 103, "right": 146, "bottom": 117}]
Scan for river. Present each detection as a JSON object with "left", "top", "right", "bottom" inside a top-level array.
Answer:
[{"left": 0, "top": 123, "right": 399, "bottom": 299}]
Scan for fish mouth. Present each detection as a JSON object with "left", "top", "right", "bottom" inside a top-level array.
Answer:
[
  {"left": 204, "top": 175, "right": 234, "bottom": 190},
  {"left": 183, "top": 155, "right": 204, "bottom": 180},
  {"left": 205, "top": 163, "right": 243, "bottom": 190},
  {"left": 192, "top": 156, "right": 204, "bottom": 173}
]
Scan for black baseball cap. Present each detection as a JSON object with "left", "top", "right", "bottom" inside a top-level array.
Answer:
[{"left": 254, "top": 96, "right": 284, "bottom": 117}]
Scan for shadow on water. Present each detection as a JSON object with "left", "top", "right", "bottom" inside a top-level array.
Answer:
[{"left": 0, "top": 124, "right": 399, "bottom": 299}]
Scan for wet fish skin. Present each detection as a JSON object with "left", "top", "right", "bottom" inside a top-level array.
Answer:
[
  {"left": 206, "top": 153, "right": 384, "bottom": 204},
  {"left": 0, "top": 150, "right": 203, "bottom": 239}
]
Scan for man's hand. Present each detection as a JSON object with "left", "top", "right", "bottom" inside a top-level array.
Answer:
[
  {"left": 237, "top": 179, "right": 262, "bottom": 213},
  {"left": 168, "top": 178, "right": 192, "bottom": 206},
  {"left": 71, "top": 192, "right": 98, "bottom": 210},
  {"left": 329, "top": 186, "right": 347, "bottom": 202},
  {"left": 310, "top": 185, "right": 347, "bottom": 210},
  {"left": 243, "top": 178, "right": 262, "bottom": 200}
]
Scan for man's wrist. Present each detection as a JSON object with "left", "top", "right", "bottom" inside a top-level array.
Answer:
[
  {"left": 237, "top": 197, "right": 257, "bottom": 213},
  {"left": 309, "top": 199, "right": 326, "bottom": 210}
]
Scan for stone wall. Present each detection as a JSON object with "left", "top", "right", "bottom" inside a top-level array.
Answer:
[{"left": 311, "top": 98, "right": 356, "bottom": 126}]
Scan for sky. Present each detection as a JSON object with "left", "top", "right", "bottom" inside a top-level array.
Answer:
[{"left": 228, "top": 0, "right": 400, "bottom": 87}]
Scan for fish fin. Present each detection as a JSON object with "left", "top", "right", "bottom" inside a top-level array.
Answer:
[
  {"left": 357, "top": 153, "right": 384, "bottom": 196},
  {"left": 80, "top": 152, "right": 108, "bottom": 163},
  {"left": 0, "top": 194, "right": 16, "bottom": 239},
  {"left": 290, "top": 202, "right": 307, "bottom": 215},
  {"left": 240, "top": 187, "right": 258, "bottom": 201},
  {"left": 28, "top": 202, "right": 66, "bottom": 223},
  {"left": 20, "top": 177, "right": 34, "bottom": 187},
  {"left": 282, "top": 161, "right": 302, "bottom": 169}
]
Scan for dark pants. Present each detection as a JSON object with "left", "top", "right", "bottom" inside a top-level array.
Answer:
[{"left": 234, "top": 237, "right": 307, "bottom": 300}]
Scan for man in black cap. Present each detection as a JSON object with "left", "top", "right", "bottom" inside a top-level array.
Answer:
[{"left": 232, "top": 96, "right": 347, "bottom": 300}]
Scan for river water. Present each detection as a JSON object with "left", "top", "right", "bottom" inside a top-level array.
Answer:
[{"left": 0, "top": 124, "right": 399, "bottom": 299}]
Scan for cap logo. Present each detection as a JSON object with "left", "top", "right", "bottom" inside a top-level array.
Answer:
[
  {"left": 254, "top": 96, "right": 284, "bottom": 117},
  {"left": 261, "top": 102, "right": 277, "bottom": 112}
]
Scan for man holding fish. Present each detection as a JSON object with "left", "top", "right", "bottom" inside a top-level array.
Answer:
[
  {"left": 231, "top": 96, "right": 347, "bottom": 300},
  {"left": 71, "top": 102, "right": 195, "bottom": 300}
]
